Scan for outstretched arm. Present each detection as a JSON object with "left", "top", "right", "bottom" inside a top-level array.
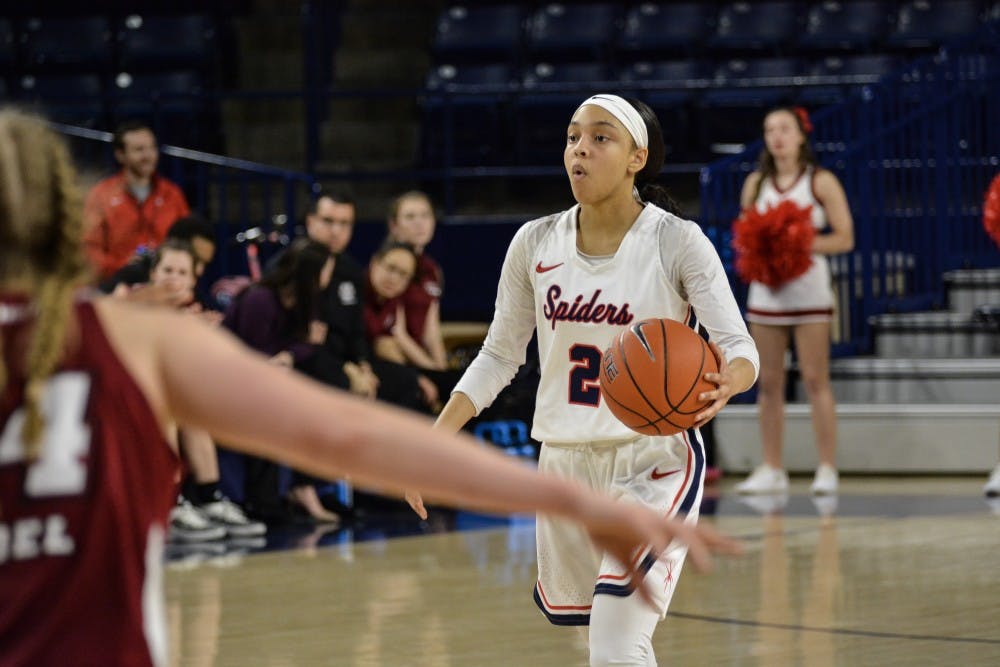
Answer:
[
  {"left": 156, "top": 316, "right": 562, "bottom": 515},
  {"left": 404, "top": 391, "right": 477, "bottom": 519},
  {"left": 99, "top": 300, "right": 741, "bottom": 596}
]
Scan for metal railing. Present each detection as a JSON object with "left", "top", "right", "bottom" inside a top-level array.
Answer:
[
  {"left": 53, "top": 122, "right": 319, "bottom": 281},
  {"left": 38, "top": 14, "right": 999, "bottom": 336},
  {"left": 700, "top": 22, "right": 1000, "bottom": 355}
]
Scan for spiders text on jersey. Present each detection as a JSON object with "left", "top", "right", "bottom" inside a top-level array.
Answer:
[{"left": 542, "top": 285, "right": 635, "bottom": 331}]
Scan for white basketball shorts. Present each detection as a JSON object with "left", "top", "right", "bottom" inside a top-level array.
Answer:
[{"left": 532, "top": 431, "right": 705, "bottom": 626}]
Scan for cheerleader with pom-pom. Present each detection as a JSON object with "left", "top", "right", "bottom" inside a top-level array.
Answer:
[
  {"left": 733, "top": 106, "right": 855, "bottom": 499},
  {"left": 981, "top": 172, "right": 1000, "bottom": 498},
  {"left": 983, "top": 172, "right": 1000, "bottom": 250}
]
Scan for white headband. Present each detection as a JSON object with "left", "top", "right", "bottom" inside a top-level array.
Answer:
[{"left": 576, "top": 94, "right": 648, "bottom": 149}]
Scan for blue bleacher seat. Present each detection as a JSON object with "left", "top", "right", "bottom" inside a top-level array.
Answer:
[
  {"left": 111, "top": 70, "right": 208, "bottom": 147},
  {"left": 526, "top": 3, "right": 619, "bottom": 61},
  {"left": 886, "top": 0, "right": 984, "bottom": 50},
  {"left": 516, "top": 62, "right": 611, "bottom": 162},
  {"left": 618, "top": 3, "right": 715, "bottom": 57},
  {"left": 797, "top": 82, "right": 847, "bottom": 107},
  {"left": 111, "top": 70, "right": 204, "bottom": 116},
  {"left": 620, "top": 60, "right": 711, "bottom": 105},
  {"left": 21, "top": 17, "right": 112, "bottom": 69},
  {"left": 519, "top": 61, "right": 611, "bottom": 111},
  {"left": 17, "top": 73, "right": 105, "bottom": 126},
  {"left": 810, "top": 54, "right": 900, "bottom": 81},
  {"left": 426, "top": 63, "right": 515, "bottom": 90},
  {"left": 702, "top": 58, "right": 804, "bottom": 107},
  {"left": 621, "top": 59, "right": 713, "bottom": 99},
  {"left": 118, "top": 14, "right": 216, "bottom": 70},
  {"left": 422, "top": 63, "right": 516, "bottom": 166},
  {"left": 797, "top": 1, "right": 889, "bottom": 52},
  {"left": 699, "top": 58, "right": 804, "bottom": 151},
  {"left": 522, "top": 62, "right": 609, "bottom": 90},
  {"left": 433, "top": 5, "right": 524, "bottom": 62},
  {"left": 800, "top": 53, "right": 901, "bottom": 105},
  {"left": 0, "top": 19, "right": 14, "bottom": 69},
  {"left": 620, "top": 60, "right": 713, "bottom": 158},
  {"left": 709, "top": 2, "right": 800, "bottom": 52}
]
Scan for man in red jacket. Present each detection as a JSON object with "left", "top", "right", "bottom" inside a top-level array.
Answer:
[{"left": 83, "top": 121, "right": 190, "bottom": 279}]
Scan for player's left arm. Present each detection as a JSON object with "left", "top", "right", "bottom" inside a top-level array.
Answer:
[
  {"left": 672, "top": 224, "right": 760, "bottom": 425},
  {"left": 811, "top": 169, "right": 855, "bottom": 255}
]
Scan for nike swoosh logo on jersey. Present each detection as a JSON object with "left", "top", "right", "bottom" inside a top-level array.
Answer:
[
  {"left": 650, "top": 467, "right": 681, "bottom": 480},
  {"left": 535, "top": 261, "right": 564, "bottom": 273}
]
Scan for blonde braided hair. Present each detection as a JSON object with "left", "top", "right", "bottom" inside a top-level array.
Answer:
[{"left": 0, "top": 109, "right": 88, "bottom": 459}]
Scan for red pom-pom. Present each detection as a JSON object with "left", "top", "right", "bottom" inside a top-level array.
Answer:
[
  {"left": 984, "top": 173, "right": 1000, "bottom": 249},
  {"left": 732, "top": 200, "right": 816, "bottom": 288},
  {"left": 793, "top": 106, "right": 813, "bottom": 134}
]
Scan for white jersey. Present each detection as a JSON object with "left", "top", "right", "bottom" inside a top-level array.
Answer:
[
  {"left": 455, "top": 203, "right": 759, "bottom": 444},
  {"left": 746, "top": 167, "right": 835, "bottom": 324}
]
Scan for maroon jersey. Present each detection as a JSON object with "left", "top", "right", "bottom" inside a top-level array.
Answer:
[
  {"left": 401, "top": 253, "right": 443, "bottom": 344},
  {"left": 362, "top": 272, "right": 405, "bottom": 343},
  {"left": 0, "top": 297, "right": 179, "bottom": 667}
]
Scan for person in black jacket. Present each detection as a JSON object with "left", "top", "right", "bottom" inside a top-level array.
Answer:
[{"left": 301, "top": 192, "right": 424, "bottom": 412}]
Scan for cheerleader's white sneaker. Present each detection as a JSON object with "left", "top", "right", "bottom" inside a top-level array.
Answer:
[
  {"left": 810, "top": 464, "right": 839, "bottom": 495},
  {"left": 735, "top": 465, "right": 789, "bottom": 494},
  {"left": 983, "top": 464, "right": 1000, "bottom": 497}
]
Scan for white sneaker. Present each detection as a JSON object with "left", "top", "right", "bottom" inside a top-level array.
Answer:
[
  {"left": 984, "top": 464, "right": 1000, "bottom": 498},
  {"left": 810, "top": 464, "right": 839, "bottom": 495},
  {"left": 170, "top": 499, "right": 226, "bottom": 542},
  {"left": 200, "top": 496, "right": 267, "bottom": 538},
  {"left": 735, "top": 465, "right": 789, "bottom": 494}
]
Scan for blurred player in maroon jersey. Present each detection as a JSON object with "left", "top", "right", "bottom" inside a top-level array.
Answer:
[{"left": 0, "top": 109, "right": 739, "bottom": 666}]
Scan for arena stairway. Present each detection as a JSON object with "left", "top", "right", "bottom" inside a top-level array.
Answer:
[{"left": 716, "top": 267, "right": 1000, "bottom": 474}]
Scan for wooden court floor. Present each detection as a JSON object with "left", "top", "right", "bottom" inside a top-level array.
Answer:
[{"left": 164, "top": 478, "right": 1000, "bottom": 666}]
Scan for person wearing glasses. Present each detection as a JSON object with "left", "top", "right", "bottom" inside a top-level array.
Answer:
[{"left": 363, "top": 239, "right": 442, "bottom": 411}]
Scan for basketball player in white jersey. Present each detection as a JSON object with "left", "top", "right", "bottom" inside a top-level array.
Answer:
[
  {"left": 1, "top": 109, "right": 746, "bottom": 665},
  {"left": 734, "top": 107, "right": 855, "bottom": 497},
  {"left": 407, "top": 95, "right": 759, "bottom": 665}
]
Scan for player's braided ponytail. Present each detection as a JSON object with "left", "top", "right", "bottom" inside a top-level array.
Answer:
[
  {"left": 0, "top": 109, "right": 87, "bottom": 458},
  {"left": 625, "top": 98, "right": 682, "bottom": 216},
  {"left": 0, "top": 112, "right": 27, "bottom": 399},
  {"left": 0, "top": 326, "right": 6, "bottom": 397}
]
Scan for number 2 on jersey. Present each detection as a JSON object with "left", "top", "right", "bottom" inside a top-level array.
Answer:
[
  {"left": 568, "top": 344, "right": 602, "bottom": 407},
  {"left": 0, "top": 372, "right": 92, "bottom": 497}
]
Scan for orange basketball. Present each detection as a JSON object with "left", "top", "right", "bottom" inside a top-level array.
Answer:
[{"left": 599, "top": 318, "right": 719, "bottom": 436}]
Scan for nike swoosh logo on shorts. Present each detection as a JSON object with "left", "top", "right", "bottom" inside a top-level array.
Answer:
[
  {"left": 650, "top": 467, "right": 681, "bottom": 480},
  {"left": 535, "top": 261, "right": 564, "bottom": 273}
]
